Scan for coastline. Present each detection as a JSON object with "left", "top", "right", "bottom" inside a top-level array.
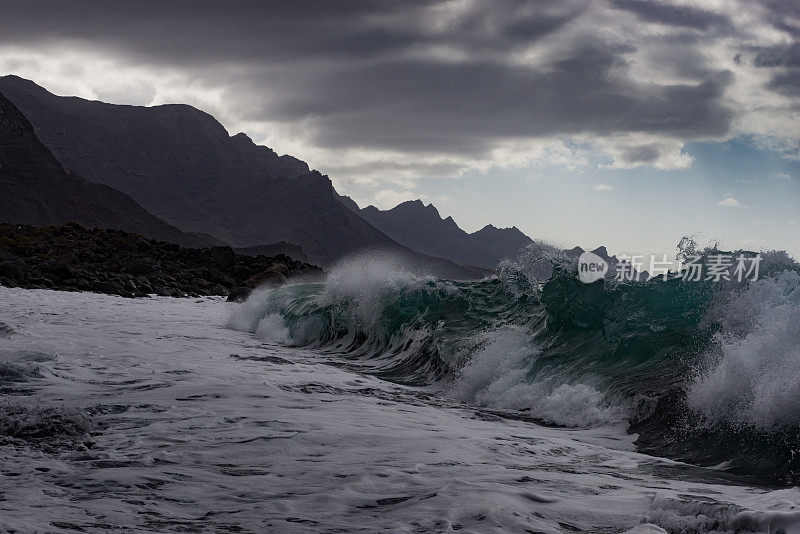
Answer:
[{"left": 0, "top": 223, "right": 323, "bottom": 300}]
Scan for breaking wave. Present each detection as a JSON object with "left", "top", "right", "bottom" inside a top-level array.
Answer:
[{"left": 229, "top": 245, "right": 800, "bottom": 485}]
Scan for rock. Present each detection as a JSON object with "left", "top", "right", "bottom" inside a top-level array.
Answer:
[
  {"left": 124, "top": 260, "right": 156, "bottom": 275},
  {"left": 91, "top": 280, "right": 123, "bottom": 294},
  {"left": 209, "top": 283, "right": 227, "bottom": 295},
  {"left": 226, "top": 287, "right": 252, "bottom": 302},
  {"left": 0, "top": 261, "right": 23, "bottom": 280},
  {"left": 209, "top": 246, "right": 236, "bottom": 270},
  {"left": 47, "top": 262, "right": 75, "bottom": 281},
  {"left": 28, "top": 276, "right": 54, "bottom": 288},
  {"left": 190, "top": 278, "right": 211, "bottom": 289},
  {"left": 268, "top": 262, "right": 289, "bottom": 275},
  {"left": 0, "top": 223, "right": 324, "bottom": 298},
  {"left": 229, "top": 264, "right": 251, "bottom": 280}
]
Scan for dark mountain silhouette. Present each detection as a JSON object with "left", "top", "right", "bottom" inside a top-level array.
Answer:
[
  {"left": 469, "top": 224, "right": 535, "bottom": 268},
  {"left": 0, "top": 76, "right": 490, "bottom": 278},
  {"left": 0, "top": 92, "right": 219, "bottom": 248},
  {"left": 347, "top": 198, "right": 533, "bottom": 269}
]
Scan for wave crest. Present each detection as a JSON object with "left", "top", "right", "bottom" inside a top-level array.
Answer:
[{"left": 228, "top": 248, "right": 800, "bottom": 484}]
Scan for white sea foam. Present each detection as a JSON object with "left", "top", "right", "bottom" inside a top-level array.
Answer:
[
  {"left": 452, "top": 326, "right": 625, "bottom": 427},
  {"left": 688, "top": 269, "right": 800, "bottom": 428},
  {"left": 227, "top": 286, "right": 281, "bottom": 332},
  {"left": 254, "top": 313, "right": 292, "bottom": 344}
]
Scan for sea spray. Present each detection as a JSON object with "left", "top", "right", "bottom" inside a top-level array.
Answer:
[
  {"left": 687, "top": 269, "right": 800, "bottom": 428},
  {"left": 229, "top": 247, "right": 800, "bottom": 484}
]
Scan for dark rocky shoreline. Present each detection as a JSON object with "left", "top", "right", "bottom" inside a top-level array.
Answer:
[{"left": 0, "top": 223, "right": 324, "bottom": 300}]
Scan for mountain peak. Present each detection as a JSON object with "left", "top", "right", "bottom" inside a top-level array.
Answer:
[
  {"left": 359, "top": 199, "right": 533, "bottom": 269},
  {"left": 398, "top": 199, "right": 427, "bottom": 209},
  {"left": 392, "top": 199, "right": 441, "bottom": 218},
  {"left": 565, "top": 246, "right": 585, "bottom": 258},
  {"left": 231, "top": 132, "right": 253, "bottom": 143},
  {"left": 0, "top": 75, "right": 45, "bottom": 92}
]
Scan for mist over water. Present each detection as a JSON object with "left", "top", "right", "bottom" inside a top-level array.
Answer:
[{"left": 230, "top": 245, "right": 800, "bottom": 485}]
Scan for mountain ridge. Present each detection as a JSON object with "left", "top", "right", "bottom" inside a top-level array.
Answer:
[
  {"left": 347, "top": 198, "right": 534, "bottom": 269},
  {"left": 0, "top": 76, "right": 491, "bottom": 278}
]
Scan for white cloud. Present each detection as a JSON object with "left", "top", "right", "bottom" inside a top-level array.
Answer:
[
  {"left": 718, "top": 196, "right": 745, "bottom": 207},
  {"left": 594, "top": 184, "right": 614, "bottom": 191},
  {"left": 774, "top": 172, "right": 793, "bottom": 181}
]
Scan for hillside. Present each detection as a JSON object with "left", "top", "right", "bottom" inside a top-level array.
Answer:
[{"left": 0, "top": 92, "right": 219, "bottom": 248}]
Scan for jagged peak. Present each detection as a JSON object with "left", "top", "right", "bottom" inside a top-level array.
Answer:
[
  {"left": 390, "top": 199, "right": 441, "bottom": 217},
  {"left": 475, "top": 223, "right": 525, "bottom": 235},
  {"left": 231, "top": 132, "right": 253, "bottom": 143},
  {"left": 230, "top": 132, "right": 283, "bottom": 157},
  {"left": 397, "top": 199, "right": 426, "bottom": 209}
]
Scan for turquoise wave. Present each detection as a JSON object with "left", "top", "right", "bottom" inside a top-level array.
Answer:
[{"left": 229, "top": 248, "right": 800, "bottom": 486}]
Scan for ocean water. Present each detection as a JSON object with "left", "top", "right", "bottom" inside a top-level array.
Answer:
[{"left": 1, "top": 250, "right": 800, "bottom": 533}]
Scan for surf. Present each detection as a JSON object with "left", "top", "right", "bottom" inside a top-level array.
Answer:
[{"left": 229, "top": 245, "right": 800, "bottom": 486}]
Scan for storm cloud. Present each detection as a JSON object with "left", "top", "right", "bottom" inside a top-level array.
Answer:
[{"left": 0, "top": 0, "right": 797, "bottom": 182}]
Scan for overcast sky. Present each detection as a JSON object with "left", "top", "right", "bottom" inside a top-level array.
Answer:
[{"left": 0, "top": 0, "right": 798, "bottom": 257}]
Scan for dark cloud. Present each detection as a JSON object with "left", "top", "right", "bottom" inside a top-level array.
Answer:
[
  {"left": 256, "top": 54, "right": 732, "bottom": 153},
  {"left": 754, "top": 43, "right": 800, "bottom": 67},
  {"left": 768, "top": 70, "right": 800, "bottom": 96},
  {"left": 609, "top": 0, "right": 731, "bottom": 30},
  {"left": 0, "top": 1, "right": 437, "bottom": 62},
  {"left": 0, "top": 0, "right": 788, "bottom": 166},
  {"left": 619, "top": 144, "right": 665, "bottom": 165},
  {"left": 748, "top": 41, "right": 800, "bottom": 103}
]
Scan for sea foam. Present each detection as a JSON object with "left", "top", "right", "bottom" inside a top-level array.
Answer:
[{"left": 688, "top": 269, "right": 800, "bottom": 428}]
